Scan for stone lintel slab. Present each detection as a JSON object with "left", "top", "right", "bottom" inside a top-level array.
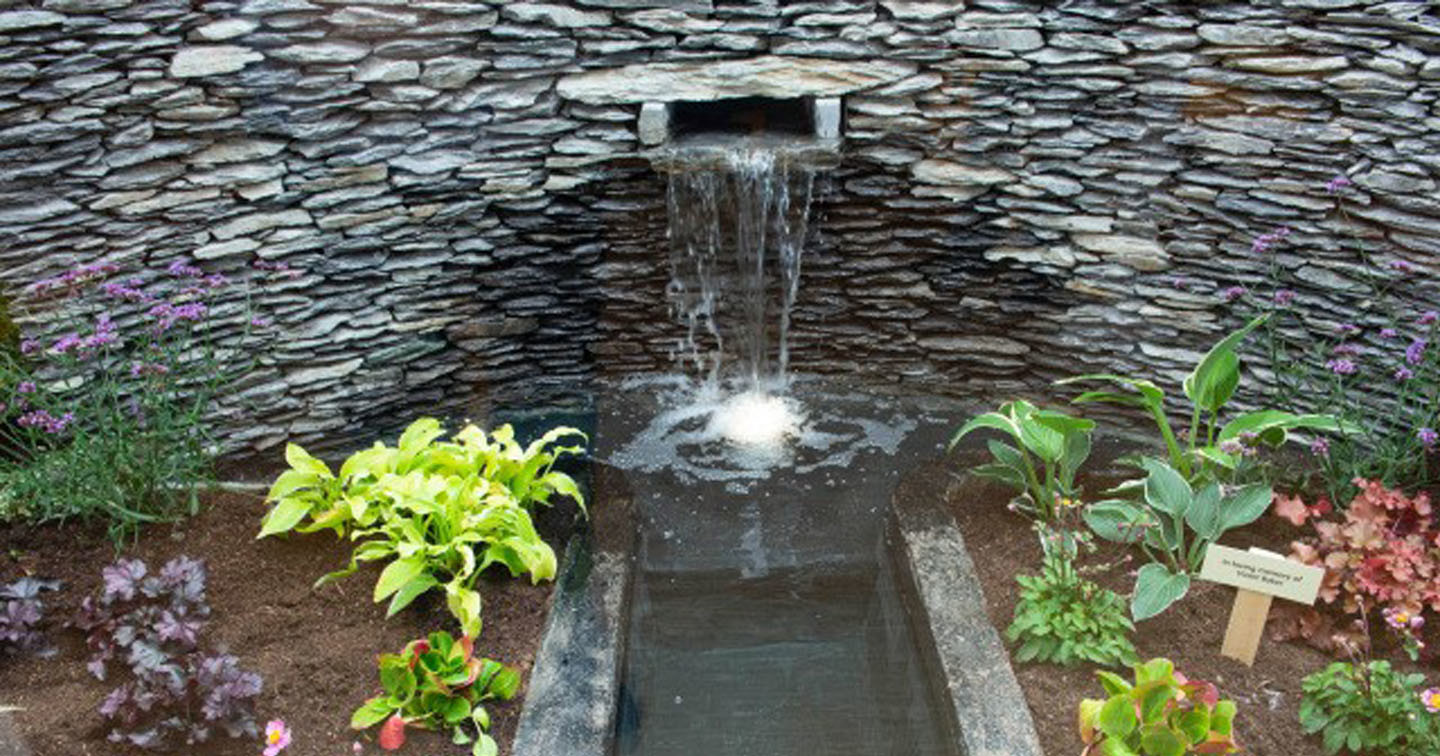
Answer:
[
  {"left": 890, "top": 491, "right": 1044, "bottom": 756},
  {"left": 557, "top": 55, "right": 917, "bottom": 104}
]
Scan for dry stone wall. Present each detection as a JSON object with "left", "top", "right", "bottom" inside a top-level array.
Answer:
[{"left": 1, "top": 0, "right": 1438, "bottom": 452}]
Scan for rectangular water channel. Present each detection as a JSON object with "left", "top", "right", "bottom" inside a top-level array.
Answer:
[{"left": 598, "top": 380, "right": 964, "bottom": 756}]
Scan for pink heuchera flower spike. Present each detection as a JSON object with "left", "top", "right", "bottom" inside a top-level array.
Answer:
[{"left": 262, "top": 719, "right": 291, "bottom": 756}]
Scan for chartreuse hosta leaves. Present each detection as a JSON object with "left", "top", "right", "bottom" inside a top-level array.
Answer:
[
  {"left": 257, "top": 418, "right": 586, "bottom": 636},
  {"left": 351, "top": 630, "right": 520, "bottom": 756},
  {"left": 1079, "top": 658, "right": 1239, "bottom": 756},
  {"left": 950, "top": 399, "right": 1095, "bottom": 525},
  {"left": 1084, "top": 458, "right": 1270, "bottom": 621}
]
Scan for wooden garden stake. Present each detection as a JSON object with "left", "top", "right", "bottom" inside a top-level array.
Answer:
[{"left": 1198, "top": 545, "right": 1324, "bottom": 667}]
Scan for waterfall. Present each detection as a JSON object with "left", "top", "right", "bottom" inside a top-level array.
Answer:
[{"left": 662, "top": 143, "right": 817, "bottom": 393}]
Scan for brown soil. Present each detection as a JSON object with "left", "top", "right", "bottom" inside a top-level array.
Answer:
[
  {"left": 0, "top": 478, "right": 572, "bottom": 756},
  {"left": 942, "top": 453, "right": 1409, "bottom": 756}
]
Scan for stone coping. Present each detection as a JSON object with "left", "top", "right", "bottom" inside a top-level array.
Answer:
[
  {"left": 511, "top": 468, "right": 636, "bottom": 755},
  {"left": 889, "top": 485, "right": 1045, "bottom": 756}
]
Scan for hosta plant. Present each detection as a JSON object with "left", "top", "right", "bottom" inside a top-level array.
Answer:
[
  {"left": 950, "top": 399, "right": 1094, "bottom": 526},
  {"left": 1078, "top": 658, "right": 1239, "bottom": 756},
  {"left": 72, "top": 556, "right": 262, "bottom": 750},
  {"left": 257, "top": 417, "right": 585, "bottom": 637},
  {"left": 0, "top": 576, "right": 61, "bottom": 657},
  {"left": 351, "top": 630, "right": 520, "bottom": 756},
  {"left": 1006, "top": 540, "right": 1136, "bottom": 668},
  {"left": 1085, "top": 459, "right": 1271, "bottom": 621},
  {"left": 1300, "top": 660, "right": 1440, "bottom": 755},
  {"left": 1059, "top": 314, "right": 1345, "bottom": 489}
]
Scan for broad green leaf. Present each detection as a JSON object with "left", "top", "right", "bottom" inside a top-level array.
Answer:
[
  {"left": 373, "top": 556, "right": 427, "bottom": 602},
  {"left": 949, "top": 411, "right": 1021, "bottom": 450},
  {"left": 398, "top": 417, "right": 445, "bottom": 456},
  {"left": 1058, "top": 374, "right": 1166, "bottom": 411},
  {"left": 473, "top": 733, "right": 498, "bottom": 756},
  {"left": 1142, "top": 459, "right": 1192, "bottom": 517},
  {"left": 1219, "top": 484, "right": 1272, "bottom": 531},
  {"left": 258, "top": 496, "right": 312, "bottom": 538},
  {"left": 351, "top": 697, "right": 394, "bottom": 730},
  {"left": 1099, "top": 694, "right": 1138, "bottom": 739},
  {"left": 1184, "top": 483, "right": 1222, "bottom": 541},
  {"left": 386, "top": 573, "right": 440, "bottom": 617},
  {"left": 447, "top": 585, "right": 483, "bottom": 638},
  {"left": 267, "top": 469, "right": 321, "bottom": 501},
  {"left": 1183, "top": 314, "right": 1268, "bottom": 414},
  {"left": 1096, "top": 670, "right": 1132, "bottom": 697},
  {"left": 285, "top": 443, "right": 333, "bottom": 478},
  {"left": 1140, "top": 725, "right": 1186, "bottom": 756},
  {"left": 1132, "top": 564, "right": 1190, "bottom": 621},
  {"left": 1084, "top": 501, "right": 1150, "bottom": 544}
]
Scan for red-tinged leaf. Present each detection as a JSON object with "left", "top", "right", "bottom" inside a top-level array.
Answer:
[
  {"left": 1184, "top": 680, "right": 1220, "bottom": 708},
  {"left": 1192, "top": 734, "right": 1238, "bottom": 754},
  {"left": 404, "top": 640, "right": 430, "bottom": 669},
  {"left": 379, "top": 714, "right": 407, "bottom": 750},
  {"left": 463, "top": 657, "right": 483, "bottom": 688},
  {"left": 458, "top": 634, "right": 475, "bottom": 662},
  {"left": 1273, "top": 493, "right": 1311, "bottom": 526}
]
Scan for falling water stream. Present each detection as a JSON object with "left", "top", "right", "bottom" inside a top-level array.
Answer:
[{"left": 658, "top": 140, "right": 816, "bottom": 448}]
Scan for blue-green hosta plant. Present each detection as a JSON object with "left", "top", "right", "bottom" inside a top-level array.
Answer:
[
  {"left": 1058, "top": 314, "right": 1347, "bottom": 489},
  {"left": 1085, "top": 458, "right": 1271, "bottom": 621},
  {"left": 950, "top": 399, "right": 1095, "bottom": 526},
  {"left": 1079, "top": 658, "right": 1239, "bottom": 756},
  {"left": 256, "top": 418, "right": 586, "bottom": 636},
  {"left": 351, "top": 631, "right": 520, "bottom": 756}
]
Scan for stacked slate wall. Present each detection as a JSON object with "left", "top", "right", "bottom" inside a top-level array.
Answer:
[{"left": 0, "top": 0, "right": 1437, "bottom": 451}]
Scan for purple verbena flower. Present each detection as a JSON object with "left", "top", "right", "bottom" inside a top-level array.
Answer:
[
  {"left": 1419, "top": 427, "right": 1439, "bottom": 450},
  {"left": 1333, "top": 343, "right": 1364, "bottom": 357},
  {"left": 1220, "top": 285, "right": 1246, "bottom": 302},
  {"left": 1326, "top": 358, "right": 1357, "bottom": 376},
  {"left": 1420, "top": 311, "right": 1439, "bottom": 326},
  {"left": 18, "top": 339, "right": 39, "bottom": 355},
  {"left": 51, "top": 333, "right": 82, "bottom": 355},
  {"left": 1396, "top": 367, "right": 1415, "bottom": 381},
  {"left": 166, "top": 260, "right": 202, "bottom": 279},
  {"left": 1219, "top": 439, "right": 1245, "bottom": 456},
  {"left": 1389, "top": 259, "right": 1417, "bottom": 274},
  {"left": 1310, "top": 437, "right": 1330, "bottom": 457},
  {"left": 16, "top": 381, "right": 35, "bottom": 394},
  {"left": 1326, "top": 175, "right": 1352, "bottom": 194},
  {"left": 1406, "top": 338, "right": 1427, "bottom": 366},
  {"left": 1273, "top": 289, "right": 1296, "bottom": 306},
  {"left": 16, "top": 409, "right": 75, "bottom": 434},
  {"left": 1381, "top": 328, "right": 1399, "bottom": 339}
]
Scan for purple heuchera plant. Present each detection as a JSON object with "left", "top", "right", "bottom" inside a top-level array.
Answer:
[
  {"left": 0, "top": 577, "right": 62, "bottom": 657},
  {"left": 73, "top": 556, "right": 262, "bottom": 750}
]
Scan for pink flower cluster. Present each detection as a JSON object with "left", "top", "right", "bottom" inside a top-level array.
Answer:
[{"left": 28, "top": 262, "right": 119, "bottom": 298}]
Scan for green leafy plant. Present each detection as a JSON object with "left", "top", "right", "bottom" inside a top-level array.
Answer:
[
  {"left": 1078, "top": 658, "right": 1239, "bottom": 756},
  {"left": 1006, "top": 540, "right": 1136, "bottom": 668},
  {"left": 950, "top": 399, "right": 1095, "bottom": 525},
  {"left": 256, "top": 417, "right": 585, "bottom": 636},
  {"left": 1059, "top": 314, "right": 1345, "bottom": 489},
  {"left": 1085, "top": 459, "right": 1270, "bottom": 620},
  {"left": 1300, "top": 660, "right": 1440, "bottom": 755},
  {"left": 351, "top": 630, "right": 520, "bottom": 756}
]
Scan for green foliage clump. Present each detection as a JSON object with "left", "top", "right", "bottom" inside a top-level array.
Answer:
[
  {"left": 351, "top": 630, "right": 519, "bottom": 756},
  {"left": 1006, "top": 548, "right": 1136, "bottom": 668},
  {"left": 1059, "top": 314, "right": 1345, "bottom": 490},
  {"left": 950, "top": 398, "right": 1094, "bottom": 525},
  {"left": 1300, "top": 661, "right": 1440, "bottom": 756},
  {"left": 1085, "top": 458, "right": 1271, "bottom": 621},
  {"left": 0, "top": 288, "right": 18, "bottom": 363},
  {"left": 1079, "top": 658, "right": 1239, "bottom": 756},
  {"left": 257, "top": 417, "right": 586, "bottom": 637}
]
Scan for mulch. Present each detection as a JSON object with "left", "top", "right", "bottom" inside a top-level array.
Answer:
[{"left": 0, "top": 476, "right": 573, "bottom": 756}]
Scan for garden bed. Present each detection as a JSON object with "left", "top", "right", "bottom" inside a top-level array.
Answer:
[
  {"left": 0, "top": 479, "right": 576, "bottom": 756},
  {"left": 932, "top": 443, "right": 1429, "bottom": 756}
]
